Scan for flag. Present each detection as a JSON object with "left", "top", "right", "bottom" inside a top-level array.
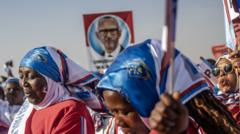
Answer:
[
  {"left": 197, "top": 57, "right": 217, "bottom": 90},
  {"left": 161, "top": 0, "right": 178, "bottom": 93},
  {"left": 222, "top": 0, "right": 240, "bottom": 50},
  {"left": 162, "top": 0, "right": 178, "bottom": 67}
]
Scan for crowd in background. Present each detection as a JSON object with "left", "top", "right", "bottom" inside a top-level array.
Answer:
[
  {"left": 0, "top": 40, "right": 239, "bottom": 134},
  {"left": 1, "top": 0, "right": 240, "bottom": 133}
]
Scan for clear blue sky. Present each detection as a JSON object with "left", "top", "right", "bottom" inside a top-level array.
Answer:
[{"left": 0, "top": 0, "right": 224, "bottom": 76}]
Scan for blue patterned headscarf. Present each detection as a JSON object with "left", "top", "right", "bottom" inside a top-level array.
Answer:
[
  {"left": 19, "top": 46, "right": 104, "bottom": 111},
  {"left": 9, "top": 46, "right": 105, "bottom": 134},
  {"left": 20, "top": 47, "right": 66, "bottom": 83},
  {"left": 97, "top": 39, "right": 208, "bottom": 126}
]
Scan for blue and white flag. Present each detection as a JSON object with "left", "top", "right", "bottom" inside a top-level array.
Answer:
[
  {"left": 97, "top": 39, "right": 208, "bottom": 128},
  {"left": 197, "top": 57, "right": 217, "bottom": 91}
]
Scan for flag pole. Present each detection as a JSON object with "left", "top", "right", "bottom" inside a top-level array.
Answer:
[{"left": 162, "top": 0, "right": 178, "bottom": 94}]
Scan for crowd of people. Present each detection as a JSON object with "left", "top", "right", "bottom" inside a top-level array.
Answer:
[
  {"left": 1, "top": 1, "right": 240, "bottom": 133},
  {"left": 0, "top": 38, "right": 239, "bottom": 134}
]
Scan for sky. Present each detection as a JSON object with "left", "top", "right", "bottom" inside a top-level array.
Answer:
[{"left": 0, "top": 0, "right": 225, "bottom": 76}]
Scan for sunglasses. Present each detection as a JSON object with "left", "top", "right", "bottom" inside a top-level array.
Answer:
[{"left": 212, "top": 64, "right": 233, "bottom": 77}]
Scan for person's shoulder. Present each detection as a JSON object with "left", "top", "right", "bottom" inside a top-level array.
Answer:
[{"left": 52, "top": 99, "right": 85, "bottom": 111}]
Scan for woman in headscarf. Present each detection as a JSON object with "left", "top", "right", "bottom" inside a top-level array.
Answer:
[
  {"left": 3, "top": 78, "right": 24, "bottom": 107},
  {"left": 0, "top": 77, "right": 24, "bottom": 134},
  {"left": 97, "top": 39, "right": 240, "bottom": 134},
  {"left": 8, "top": 46, "right": 104, "bottom": 134},
  {"left": 212, "top": 55, "right": 240, "bottom": 125}
]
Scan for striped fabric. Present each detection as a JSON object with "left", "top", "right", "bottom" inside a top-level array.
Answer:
[
  {"left": 0, "top": 118, "right": 8, "bottom": 134},
  {"left": 222, "top": 0, "right": 240, "bottom": 50},
  {"left": 216, "top": 92, "right": 240, "bottom": 125},
  {"left": 8, "top": 46, "right": 104, "bottom": 134},
  {"left": 97, "top": 39, "right": 208, "bottom": 128},
  {"left": 80, "top": 116, "right": 87, "bottom": 134},
  {"left": 18, "top": 46, "right": 104, "bottom": 110},
  {"left": 161, "top": 0, "right": 178, "bottom": 69},
  {"left": 196, "top": 58, "right": 217, "bottom": 91},
  {"left": 105, "top": 118, "right": 124, "bottom": 134}
]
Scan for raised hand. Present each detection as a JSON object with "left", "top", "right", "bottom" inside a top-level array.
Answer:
[{"left": 149, "top": 91, "right": 188, "bottom": 134}]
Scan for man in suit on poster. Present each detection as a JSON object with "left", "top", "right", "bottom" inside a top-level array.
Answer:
[{"left": 95, "top": 16, "right": 124, "bottom": 61}]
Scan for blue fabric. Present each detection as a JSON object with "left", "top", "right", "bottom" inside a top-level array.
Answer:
[
  {"left": 237, "top": 0, "right": 240, "bottom": 12},
  {"left": 19, "top": 46, "right": 61, "bottom": 82},
  {"left": 97, "top": 39, "right": 208, "bottom": 118},
  {"left": 98, "top": 39, "right": 159, "bottom": 117},
  {"left": 5, "top": 77, "right": 19, "bottom": 85},
  {"left": 159, "top": 50, "right": 180, "bottom": 94}
]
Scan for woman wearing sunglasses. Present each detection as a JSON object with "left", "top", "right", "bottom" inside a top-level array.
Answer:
[
  {"left": 212, "top": 55, "right": 240, "bottom": 125},
  {"left": 212, "top": 55, "right": 238, "bottom": 93}
]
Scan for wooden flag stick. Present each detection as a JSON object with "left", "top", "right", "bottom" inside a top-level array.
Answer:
[{"left": 162, "top": 0, "right": 178, "bottom": 94}]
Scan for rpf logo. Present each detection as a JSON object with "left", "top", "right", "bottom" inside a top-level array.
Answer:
[{"left": 127, "top": 59, "right": 151, "bottom": 80}]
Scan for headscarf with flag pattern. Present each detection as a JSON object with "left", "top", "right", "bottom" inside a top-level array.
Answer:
[
  {"left": 97, "top": 39, "right": 208, "bottom": 128},
  {"left": 8, "top": 46, "right": 104, "bottom": 134}
]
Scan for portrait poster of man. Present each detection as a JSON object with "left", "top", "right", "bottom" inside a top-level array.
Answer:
[{"left": 83, "top": 11, "right": 134, "bottom": 72}]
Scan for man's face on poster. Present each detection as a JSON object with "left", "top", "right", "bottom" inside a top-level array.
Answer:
[{"left": 96, "top": 18, "right": 122, "bottom": 54}]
